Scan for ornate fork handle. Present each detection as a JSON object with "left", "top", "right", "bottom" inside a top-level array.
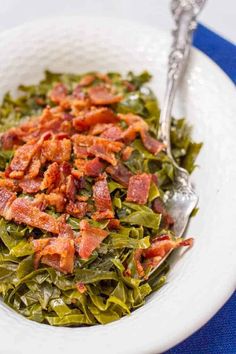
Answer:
[{"left": 159, "top": 0, "right": 206, "bottom": 164}]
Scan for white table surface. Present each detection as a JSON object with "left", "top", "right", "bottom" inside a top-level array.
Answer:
[{"left": 0, "top": 0, "right": 235, "bottom": 43}]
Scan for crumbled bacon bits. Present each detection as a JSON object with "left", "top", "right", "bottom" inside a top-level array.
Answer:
[
  {"left": 33, "top": 234, "right": 75, "bottom": 273},
  {"left": 84, "top": 157, "right": 104, "bottom": 177},
  {"left": 106, "top": 163, "right": 132, "bottom": 187},
  {"left": 92, "top": 174, "right": 114, "bottom": 219},
  {"left": 126, "top": 173, "right": 152, "bottom": 204},
  {"left": 76, "top": 282, "right": 87, "bottom": 294},
  {"left": 134, "top": 236, "right": 193, "bottom": 278},
  {"left": 88, "top": 85, "right": 123, "bottom": 105},
  {"left": 78, "top": 220, "right": 109, "bottom": 259},
  {"left": 49, "top": 83, "right": 68, "bottom": 104},
  {"left": 73, "top": 107, "right": 118, "bottom": 131},
  {"left": 0, "top": 72, "right": 184, "bottom": 278}
]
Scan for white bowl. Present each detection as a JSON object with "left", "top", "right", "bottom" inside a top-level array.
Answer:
[{"left": 0, "top": 16, "right": 235, "bottom": 354}]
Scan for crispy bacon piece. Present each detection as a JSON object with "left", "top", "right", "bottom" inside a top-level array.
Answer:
[
  {"left": 106, "top": 163, "right": 132, "bottom": 187},
  {"left": 60, "top": 161, "right": 72, "bottom": 177},
  {"left": 142, "top": 256, "right": 163, "bottom": 271},
  {"left": 19, "top": 178, "right": 42, "bottom": 194},
  {"left": 71, "top": 85, "right": 85, "bottom": 101},
  {"left": 54, "top": 161, "right": 73, "bottom": 193},
  {"left": 0, "top": 117, "right": 39, "bottom": 146},
  {"left": 143, "top": 236, "right": 193, "bottom": 259},
  {"left": 40, "top": 237, "right": 75, "bottom": 273},
  {"left": 92, "top": 209, "right": 114, "bottom": 221},
  {"left": 70, "top": 95, "right": 90, "bottom": 111},
  {"left": 121, "top": 125, "right": 137, "bottom": 142},
  {"left": 41, "top": 162, "right": 60, "bottom": 191},
  {"left": 79, "top": 219, "right": 108, "bottom": 259},
  {"left": 72, "top": 134, "right": 123, "bottom": 151},
  {"left": 121, "top": 146, "right": 134, "bottom": 161},
  {"left": 84, "top": 157, "right": 104, "bottom": 177},
  {"left": 152, "top": 174, "right": 158, "bottom": 186},
  {"left": 42, "top": 138, "right": 71, "bottom": 163},
  {"left": 100, "top": 125, "right": 123, "bottom": 141},
  {"left": 88, "top": 144, "right": 117, "bottom": 166},
  {"left": 79, "top": 74, "right": 95, "bottom": 86},
  {"left": 134, "top": 249, "right": 145, "bottom": 277},
  {"left": 8, "top": 171, "right": 24, "bottom": 179},
  {"left": 123, "top": 268, "right": 132, "bottom": 277},
  {"left": 107, "top": 219, "right": 120, "bottom": 230},
  {"left": 71, "top": 170, "right": 84, "bottom": 183},
  {"left": 85, "top": 137, "right": 122, "bottom": 166},
  {"left": 72, "top": 134, "right": 123, "bottom": 166},
  {"left": 73, "top": 107, "right": 118, "bottom": 131},
  {"left": 0, "top": 178, "right": 19, "bottom": 192},
  {"left": 89, "top": 123, "right": 113, "bottom": 136},
  {"left": 33, "top": 193, "right": 65, "bottom": 212},
  {"left": 39, "top": 254, "right": 61, "bottom": 271},
  {"left": 140, "top": 130, "right": 165, "bottom": 155},
  {"left": 0, "top": 188, "right": 16, "bottom": 218},
  {"left": 74, "top": 233, "right": 83, "bottom": 253},
  {"left": 63, "top": 113, "right": 74, "bottom": 123},
  {"left": 54, "top": 119, "right": 72, "bottom": 135},
  {"left": 133, "top": 236, "right": 193, "bottom": 277},
  {"left": 71, "top": 169, "right": 86, "bottom": 189},
  {"left": 39, "top": 106, "right": 56, "bottom": 124},
  {"left": 88, "top": 86, "right": 122, "bottom": 105},
  {"left": 93, "top": 175, "right": 113, "bottom": 212},
  {"left": 58, "top": 218, "right": 74, "bottom": 237},
  {"left": 0, "top": 129, "right": 20, "bottom": 149},
  {"left": 13, "top": 108, "right": 72, "bottom": 142},
  {"left": 95, "top": 73, "right": 112, "bottom": 84},
  {"left": 89, "top": 123, "right": 123, "bottom": 141},
  {"left": 120, "top": 113, "right": 149, "bottom": 130},
  {"left": 33, "top": 236, "right": 75, "bottom": 273},
  {"left": 39, "top": 117, "right": 65, "bottom": 136},
  {"left": 46, "top": 192, "right": 66, "bottom": 212},
  {"left": 26, "top": 154, "right": 41, "bottom": 179},
  {"left": 66, "top": 175, "right": 76, "bottom": 201},
  {"left": 66, "top": 200, "right": 88, "bottom": 218},
  {"left": 4, "top": 197, "right": 59, "bottom": 234},
  {"left": 52, "top": 239, "right": 74, "bottom": 274},
  {"left": 49, "top": 83, "right": 68, "bottom": 104},
  {"left": 32, "top": 193, "right": 47, "bottom": 211},
  {"left": 152, "top": 198, "right": 174, "bottom": 228},
  {"left": 25, "top": 120, "right": 55, "bottom": 141},
  {"left": 73, "top": 133, "right": 124, "bottom": 166},
  {"left": 4, "top": 166, "right": 11, "bottom": 178},
  {"left": 126, "top": 173, "right": 152, "bottom": 205},
  {"left": 9, "top": 132, "right": 51, "bottom": 175},
  {"left": 33, "top": 238, "right": 50, "bottom": 253},
  {"left": 10, "top": 140, "right": 39, "bottom": 173},
  {"left": 74, "top": 159, "right": 87, "bottom": 175},
  {"left": 119, "top": 113, "right": 165, "bottom": 154},
  {"left": 73, "top": 145, "right": 89, "bottom": 159},
  {"left": 77, "top": 195, "right": 89, "bottom": 202},
  {"left": 76, "top": 282, "right": 87, "bottom": 294},
  {"left": 56, "top": 133, "right": 70, "bottom": 140}
]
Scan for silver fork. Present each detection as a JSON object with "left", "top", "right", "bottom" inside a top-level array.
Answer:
[{"left": 151, "top": 0, "right": 206, "bottom": 273}]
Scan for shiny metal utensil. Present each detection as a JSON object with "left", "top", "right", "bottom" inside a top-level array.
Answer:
[{"left": 151, "top": 0, "right": 206, "bottom": 274}]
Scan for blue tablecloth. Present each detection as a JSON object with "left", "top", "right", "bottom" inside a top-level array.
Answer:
[{"left": 165, "top": 24, "right": 236, "bottom": 354}]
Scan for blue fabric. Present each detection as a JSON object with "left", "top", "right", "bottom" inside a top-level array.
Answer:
[
  {"left": 193, "top": 24, "right": 236, "bottom": 84},
  {"left": 165, "top": 24, "right": 236, "bottom": 354},
  {"left": 166, "top": 292, "right": 236, "bottom": 353}
]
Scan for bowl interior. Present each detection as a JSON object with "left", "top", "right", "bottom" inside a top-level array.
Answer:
[{"left": 0, "top": 16, "right": 235, "bottom": 354}]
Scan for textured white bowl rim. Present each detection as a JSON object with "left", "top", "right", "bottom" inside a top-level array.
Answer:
[{"left": 0, "top": 16, "right": 235, "bottom": 354}]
